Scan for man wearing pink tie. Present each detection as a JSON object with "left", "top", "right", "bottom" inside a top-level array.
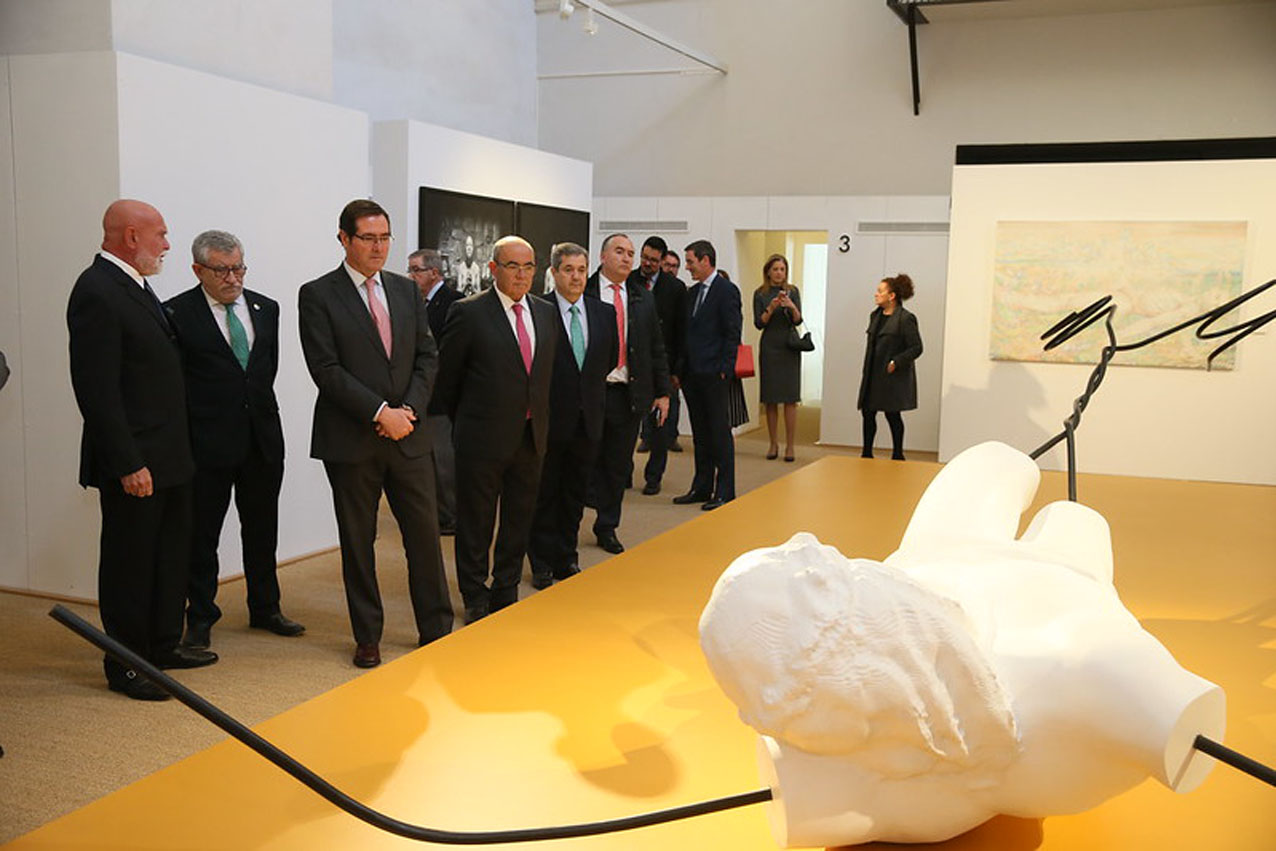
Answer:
[
  {"left": 435, "top": 236, "right": 558, "bottom": 623},
  {"left": 298, "top": 199, "right": 452, "bottom": 668}
]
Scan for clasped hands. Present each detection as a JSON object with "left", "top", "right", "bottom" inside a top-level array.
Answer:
[{"left": 375, "top": 405, "right": 416, "bottom": 440}]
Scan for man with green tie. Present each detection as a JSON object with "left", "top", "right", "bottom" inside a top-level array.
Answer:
[{"left": 165, "top": 230, "right": 303, "bottom": 652}]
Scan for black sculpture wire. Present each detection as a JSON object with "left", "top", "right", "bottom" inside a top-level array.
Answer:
[{"left": 1029, "top": 278, "right": 1276, "bottom": 502}]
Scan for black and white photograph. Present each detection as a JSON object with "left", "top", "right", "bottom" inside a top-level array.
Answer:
[
  {"left": 514, "top": 201, "right": 591, "bottom": 294},
  {"left": 417, "top": 187, "right": 517, "bottom": 296}
]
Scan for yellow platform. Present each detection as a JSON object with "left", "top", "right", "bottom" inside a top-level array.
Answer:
[{"left": 7, "top": 457, "right": 1275, "bottom": 850}]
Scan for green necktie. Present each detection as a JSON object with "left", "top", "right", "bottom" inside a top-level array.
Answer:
[
  {"left": 569, "top": 304, "right": 585, "bottom": 369},
  {"left": 226, "top": 302, "right": 250, "bottom": 370}
]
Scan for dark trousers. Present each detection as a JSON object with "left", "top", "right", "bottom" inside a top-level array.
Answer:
[
  {"left": 454, "top": 422, "right": 543, "bottom": 618},
  {"left": 98, "top": 479, "right": 192, "bottom": 686},
  {"left": 862, "top": 410, "right": 905, "bottom": 459},
  {"left": 427, "top": 413, "right": 457, "bottom": 528},
  {"left": 642, "top": 390, "right": 680, "bottom": 486},
  {"left": 591, "top": 384, "right": 643, "bottom": 537},
  {"left": 186, "top": 444, "right": 284, "bottom": 628},
  {"left": 529, "top": 419, "right": 598, "bottom": 579},
  {"left": 324, "top": 443, "right": 452, "bottom": 646},
  {"left": 683, "top": 373, "right": 735, "bottom": 501}
]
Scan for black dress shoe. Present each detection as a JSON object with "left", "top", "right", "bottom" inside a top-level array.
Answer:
[
  {"left": 635, "top": 441, "right": 650, "bottom": 453},
  {"left": 108, "top": 671, "right": 171, "bottom": 701},
  {"left": 641, "top": 481, "right": 661, "bottom": 496},
  {"left": 553, "top": 563, "right": 581, "bottom": 581},
  {"left": 702, "top": 497, "right": 732, "bottom": 511},
  {"left": 353, "top": 643, "right": 380, "bottom": 668},
  {"left": 531, "top": 572, "right": 553, "bottom": 590},
  {"left": 439, "top": 522, "right": 456, "bottom": 536},
  {"left": 181, "top": 620, "right": 212, "bottom": 650},
  {"left": 672, "top": 491, "right": 710, "bottom": 505},
  {"left": 669, "top": 440, "right": 684, "bottom": 453},
  {"left": 155, "top": 646, "right": 218, "bottom": 669},
  {"left": 250, "top": 612, "right": 306, "bottom": 637},
  {"left": 596, "top": 532, "right": 625, "bottom": 554}
]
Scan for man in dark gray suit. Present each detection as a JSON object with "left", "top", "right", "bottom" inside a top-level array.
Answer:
[
  {"left": 298, "top": 199, "right": 451, "bottom": 668},
  {"left": 68, "top": 199, "right": 216, "bottom": 701},
  {"left": 435, "top": 236, "right": 557, "bottom": 623},
  {"left": 409, "top": 248, "right": 460, "bottom": 536},
  {"left": 165, "top": 230, "right": 303, "bottom": 652},
  {"left": 528, "top": 243, "right": 617, "bottom": 589}
]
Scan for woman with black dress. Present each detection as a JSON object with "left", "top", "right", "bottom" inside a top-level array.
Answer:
[
  {"left": 857, "top": 273, "right": 922, "bottom": 460},
  {"left": 753, "top": 254, "right": 803, "bottom": 462}
]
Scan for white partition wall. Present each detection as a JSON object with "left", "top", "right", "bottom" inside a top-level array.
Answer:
[
  {"left": 592, "top": 195, "right": 949, "bottom": 453},
  {"left": 3, "top": 50, "right": 368, "bottom": 598},
  {"left": 940, "top": 146, "right": 1276, "bottom": 485}
]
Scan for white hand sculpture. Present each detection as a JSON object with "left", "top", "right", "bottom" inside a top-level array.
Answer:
[{"left": 699, "top": 441, "right": 1224, "bottom": 846}]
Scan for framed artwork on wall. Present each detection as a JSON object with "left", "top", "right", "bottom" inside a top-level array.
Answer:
[
  {"left": 418, "top": 187, "right": 517, "bottom": 296},
  {"left": 515, "top": 201, "right": 591, "bottom": 294}
]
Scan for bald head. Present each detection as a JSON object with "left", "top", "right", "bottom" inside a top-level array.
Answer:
[{"left": 101, "top": 199, "right": 169, "bottom": 276}]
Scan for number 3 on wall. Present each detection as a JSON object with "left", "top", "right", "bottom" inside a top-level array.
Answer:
[{"left": 837, "top": 234, "right": 851, "bottom": 253}]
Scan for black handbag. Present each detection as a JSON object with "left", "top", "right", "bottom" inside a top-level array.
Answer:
[{"left": 786, "top": 324, "right": 815, "bottom": 352}]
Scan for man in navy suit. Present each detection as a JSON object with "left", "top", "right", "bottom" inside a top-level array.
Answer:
[
  {"left": 673, "top": 239, "right": 742, "bottom": 511},
  {"left": 409, "top": 249, "right": 460, "bottom": 536},
  {"left": 165, "top": 230, "right": 304, "bottom": 652},
  {"left": 528, "top": 243, "right": 618, "bottom": 589},
  {"left": 435, "top": 236, "right": 558, "bottom": 622},
  {"left": 299, "top": 200, "right": 452, "bottom": 668},
  {"left": 68, "top": 199, "right": 215, "bottom": 701}
]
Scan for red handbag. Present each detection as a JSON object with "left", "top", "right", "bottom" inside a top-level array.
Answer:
[{"left": 734, "top": 344, "right": 755, "bottom": 379}]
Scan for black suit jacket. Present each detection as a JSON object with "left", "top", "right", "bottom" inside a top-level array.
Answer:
[
  {"left": 298, "top": 266, "right": 436, "bottom": 463},
  {"left": 425, "top": 283, "right": 461, "bottom": 342},
  {"left": 539, "top": 292, "right": 617, "bottom": 444},
  {"left": 585, "top": 271, "right": 672, "bottom": 415},
  {"left": 67, "top": 255, "right": 194, "bottom": 489},
  {"left": 434, "top": 287, "right": 558, "bottom": 458},
  {"left": 626, "top": 268, "right": 686, "bottom": 373},
  {"left": 680, "top": 270, "right": 743, "bottom": 378},
  {"left": 164, "top": 285, "right": 285, "bottom": 469}
]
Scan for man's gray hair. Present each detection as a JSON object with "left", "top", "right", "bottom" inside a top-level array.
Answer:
[
  {"left": 191, "top": 230, "right": 243, "bottom": 264},
  {"left": 409, "top": 248, "right": 443, "bottom": 273},
  {"left": 550, "top": 241, "right": 588, "bottom": 270}
]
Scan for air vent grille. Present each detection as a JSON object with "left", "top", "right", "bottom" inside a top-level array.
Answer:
[
  {"left": 598, "top": 219, "right": 690, "bottom": 233},
  {"left": 856, "top": 221, "right": 949, "bottom": 235}
]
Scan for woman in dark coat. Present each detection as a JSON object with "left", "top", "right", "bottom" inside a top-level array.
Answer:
[
  {"left": 857, "top": 273, "right": 922, "bottom": 460},
  {"left": 752, "top": 254, "right": 803, "bottom": 462}
]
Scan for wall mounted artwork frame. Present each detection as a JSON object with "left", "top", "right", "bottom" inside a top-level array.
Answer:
[
  {"left": 418, "top": 187, "right": 517, "bottom": 296},
  {"left": 514, "top": 201, "right": 591, "bottom": 295}
]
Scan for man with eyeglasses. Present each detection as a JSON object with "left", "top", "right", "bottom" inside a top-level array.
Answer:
[
  {"left": 408, "top": 249, "right": 460, "bottom": 536},
  {"left": 299, "top": 199, "right": 452, "bottom": 667},
  {"left": 435, "top": 236, "right": 557, "bottom": 623},
  {"left": 164, "top": 230, "right": 303, "bottom": 653},
  {"left": 67, "top": 200, "right": 208, "bottom": 701}
]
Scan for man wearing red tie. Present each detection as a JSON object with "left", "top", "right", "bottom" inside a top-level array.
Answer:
[
  {"left": 435, "top": 236, "right": 558, "bottom": 623},
  {"left": 298, "top": 199, "right": 452, "bottom": 667}
]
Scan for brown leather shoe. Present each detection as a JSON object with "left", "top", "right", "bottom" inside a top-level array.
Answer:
[{"left": 352, "top": 643, "right": 380, "bottom": 668}]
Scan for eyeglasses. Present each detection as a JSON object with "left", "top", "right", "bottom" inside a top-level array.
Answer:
[
  {"left": 198, "top": 263, "right": 248, "bottom": 279},
  {"left": 408, "top": 265, "right": 432, "bottom": 275},
  {"left": 498, "top": 262, "right": 537, "bottom": 274},
  {"left": 351, "top": 233, "right": 393, "bottom": 245}
]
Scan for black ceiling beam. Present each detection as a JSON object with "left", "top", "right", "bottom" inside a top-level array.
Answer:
[{"left": 886, "top": 0, "right": 1013, "bottom": 115}]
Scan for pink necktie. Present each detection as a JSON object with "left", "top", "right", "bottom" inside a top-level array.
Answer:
[
  {"left": 364, "top": 278, "right": 392, "bottom": 358},
  {"left": 513, "top": 303, "right": 533, "bottom": 374},
  {"left": 610, "top": 284, "right": 626, "bottom": 369}
]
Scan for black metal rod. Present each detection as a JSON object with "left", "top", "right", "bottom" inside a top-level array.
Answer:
[
  {"left": 907, "top": 3, "right": 921, "bottom": 115},
  {"left": 49, "top": 605, "right": 772, "bottom": 844},
  {"left": 1194, "top": 735, "right": 1276, "bottom": 788}
]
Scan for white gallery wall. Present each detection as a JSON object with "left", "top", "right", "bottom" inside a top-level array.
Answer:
[
  {"left": 537, "top": 0, "right": 1276, "bottom": 197},
  {"left": 1, "top": 50, "right": 368, "bottom": 597},
  {"left": 372, "top": 120, "right": 593, "bottom": 276},
  {"left": 592, "top": 195, "right": 949, "bottom": 453},
  {"left": 941, "top": 157, "right": 1276, "bottom": 485}
]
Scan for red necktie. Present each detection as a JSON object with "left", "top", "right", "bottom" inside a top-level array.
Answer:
[
  {"left": 513, "top": 303, "right": 533, "bottom": 374},
  {"left": 364, "top": 278, "right": 392, "bottom": 358},
  {"left": 610, "top": 283, "right": 626, "bottom": 369}
]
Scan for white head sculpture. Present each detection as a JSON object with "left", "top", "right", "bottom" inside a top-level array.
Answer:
[{"left": 699, "top": 441, "right": 1225, "bottom": 846}]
